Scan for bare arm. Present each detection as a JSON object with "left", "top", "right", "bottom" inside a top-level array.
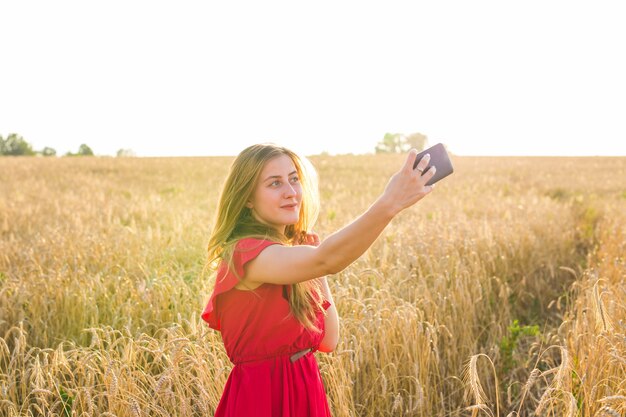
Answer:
[
  {"left": 244, "top": 149, "right": 436, "bottom": 285},
  {"left": 316, "top": 277, "right": 339, "bottom": 352}
]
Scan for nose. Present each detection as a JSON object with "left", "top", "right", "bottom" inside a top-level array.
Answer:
[{"left": 283, "top": 182, "right": 297, "bottom": 198}]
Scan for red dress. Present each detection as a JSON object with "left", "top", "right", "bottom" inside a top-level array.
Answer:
[{"left": 201, "top": 237, "right": 332, "bottom": 417}]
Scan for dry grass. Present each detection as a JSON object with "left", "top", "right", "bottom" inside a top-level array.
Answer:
[{"left": 0, "top": 154, "right": 624, "bottom": 416}]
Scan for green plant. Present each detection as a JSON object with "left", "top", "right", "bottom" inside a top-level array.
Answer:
[
  {"left": 499, "top": 320, "right": 540, "bottom": 373},
  {"left": 59, "top": 386, "right": 73, "bottom": 417}
]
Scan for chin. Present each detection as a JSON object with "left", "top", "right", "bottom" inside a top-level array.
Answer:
[
  {"left": 276, "top": 212, "right": 299, "bottom": 224},
  {"left": 283, "top": 217, "right": 299, "bottom": 226}
]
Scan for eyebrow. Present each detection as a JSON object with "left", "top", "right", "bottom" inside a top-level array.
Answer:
[{"left": 263, "top": 170, "right": 298, "bottom": 182}]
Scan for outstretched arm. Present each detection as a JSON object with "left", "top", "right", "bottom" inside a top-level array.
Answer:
[{"left": 244, "top": 149, "right": 436, "bottom": 285}]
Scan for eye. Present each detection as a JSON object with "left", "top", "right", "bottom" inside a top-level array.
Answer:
[
  {"left": 270, "top": 180, "right": 281, "bottom": 187},
  {"left": 290, "top": 176, "right": 299, "bottom": 183}
]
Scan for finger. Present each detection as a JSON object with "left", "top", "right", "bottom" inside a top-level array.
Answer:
[
  {"left": 414, "top": 153, "right": 431, "bottom": 173},
  {"left": 420, "top": 165, "right": 436, "bottom": 183},
  {"left": 404, "top": 149, "right": 418, "bottom": 171}
]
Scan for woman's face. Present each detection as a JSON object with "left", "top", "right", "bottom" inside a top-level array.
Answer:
[{"left": 246, "top": 154, "right": 302, "bottom": 234}]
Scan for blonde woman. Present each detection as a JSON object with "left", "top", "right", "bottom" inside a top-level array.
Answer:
[{"left": 202, "top": 143, "right": 436, "bottom": 416}]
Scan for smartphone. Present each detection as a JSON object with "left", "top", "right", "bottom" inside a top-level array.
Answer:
[{"left": 412, "top": 143, "right": 454, "bottom": 186}]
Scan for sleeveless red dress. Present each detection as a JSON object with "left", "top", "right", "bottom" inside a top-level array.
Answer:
[{"left": 201, "top": 236, "right": 332, "bottom": 417}]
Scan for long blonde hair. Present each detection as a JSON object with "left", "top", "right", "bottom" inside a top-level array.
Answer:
[{"left": 207, "top": 143, "right": 325, "bottom": 331}]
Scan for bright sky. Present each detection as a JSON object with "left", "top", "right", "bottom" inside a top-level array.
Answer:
[{"left": 1, "top": 1, "right": 625, "bottom": 157}]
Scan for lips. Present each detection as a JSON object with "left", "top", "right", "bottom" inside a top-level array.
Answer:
[{"left": 281, "top": 203, "right": 299, "bottom": 209}]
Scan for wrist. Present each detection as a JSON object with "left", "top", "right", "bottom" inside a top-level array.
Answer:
[{"left": 372, "top": 196, "right": 399, "bottom": 219}]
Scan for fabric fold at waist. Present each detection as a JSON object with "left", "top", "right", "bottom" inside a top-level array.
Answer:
[{"left": 232, "top": 348, "right": 313, "bottom": 365}]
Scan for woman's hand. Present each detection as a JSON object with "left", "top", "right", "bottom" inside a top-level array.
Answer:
[{"left": 380, "top": 149, "right": 436, "bottom": 216}]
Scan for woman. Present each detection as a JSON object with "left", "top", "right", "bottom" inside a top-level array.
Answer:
[{"left": 202, "top": 143, "right": 435, "bottom": 416}]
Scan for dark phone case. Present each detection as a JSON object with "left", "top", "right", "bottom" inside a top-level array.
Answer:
[{"left": 412, "top": 143, "right": 454, "bottom": 186}]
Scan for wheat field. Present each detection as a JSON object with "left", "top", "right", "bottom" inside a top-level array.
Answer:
[{"left": 0, "top": 154, "right": 624, "bottom": 416}]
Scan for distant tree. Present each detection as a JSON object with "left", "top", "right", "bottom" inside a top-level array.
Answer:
[
  {"left": 41, "top": 147, "right": 57, "bottom": 157},
  {"left": 405, "top": 132, "right": 428, "bottom": 151},
  {"left": 375, "top": 132, "right": 428, "bottom": 154},
  {"left": 116, "top": 148, "right": 136, "bottom": 157},
  {"left": 78, "top": 144, "right": 94, "bottom": 156},
  {"left": 64, "top": 144, "right": 94, "bottom": 157},
  {"left": 0, "top": 135, "right": 5, "bottom": 155},
  {"left": 1, "top": 133, "right": 35, "bottom": 156},
  {"left": 375, "top": 133, "right": 405, "bottom": 154}
]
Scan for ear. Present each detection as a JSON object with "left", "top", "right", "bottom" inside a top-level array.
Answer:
[{"left": 245, "top": 200, "right": 253, "bottom": 209}]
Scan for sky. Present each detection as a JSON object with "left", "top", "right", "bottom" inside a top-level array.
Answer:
[{"left": 1, "top": 1, "right": 625, "bottom": 157}]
